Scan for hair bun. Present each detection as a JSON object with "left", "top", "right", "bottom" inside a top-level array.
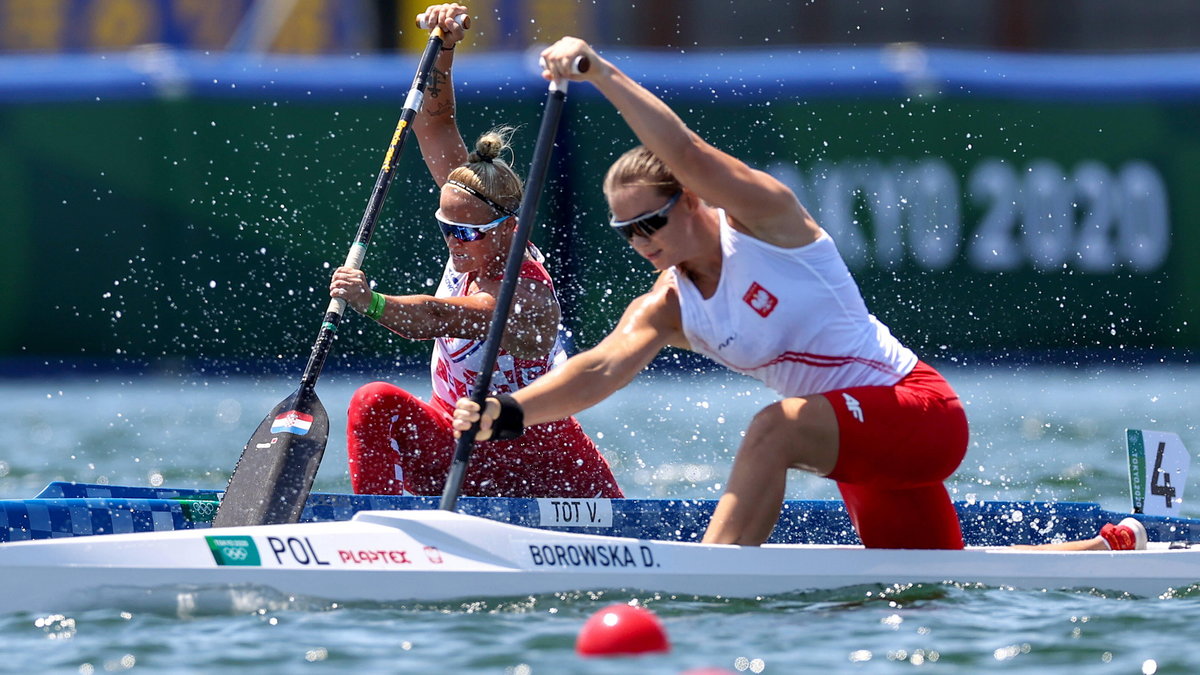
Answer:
[
  {"left": 472, "top": 130, "right": 507, "bottom": 163},
  {"left": 473, "top": 126, "right": 517, "bottom": 164},
  {"left": 447, "top": 125, "right": 524, "bottom": 215}
]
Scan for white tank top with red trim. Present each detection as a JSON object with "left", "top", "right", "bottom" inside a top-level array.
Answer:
[
  {"left": 429, "top": 256, "right": 568, "bottom": 413},
  {"left": 671, "top": 211, "right": 917, "bottom": 398}
]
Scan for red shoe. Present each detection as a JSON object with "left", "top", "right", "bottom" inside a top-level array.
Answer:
[{"left": 1100, "top": 518, "right": 1147, "bottom": 551}]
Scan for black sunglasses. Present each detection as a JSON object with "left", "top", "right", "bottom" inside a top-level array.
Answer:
[{"left": 609, "top": 191, "right": 682, "bottom": 240}]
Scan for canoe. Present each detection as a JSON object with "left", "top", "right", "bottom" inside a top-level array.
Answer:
[
  {"left": 1, "top": 507, "right": 1198, "bottom": 614},
  {"left": 2, "top": 481, "right": 1200, "bottom": 612}
]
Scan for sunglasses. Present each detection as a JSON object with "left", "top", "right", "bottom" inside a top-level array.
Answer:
[
  {"left": 609, "top": 191, "right": 682, "bottom": 240},
  {"left": 435, "top": 209, "right": 512, "bottom": 242}
]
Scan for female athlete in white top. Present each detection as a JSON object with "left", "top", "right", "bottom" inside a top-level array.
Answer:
[{"left": 454, "top": 37, "right": 1155, "bottom": 552}]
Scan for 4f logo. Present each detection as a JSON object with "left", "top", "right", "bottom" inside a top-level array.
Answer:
[
  {"left": 743, "top": 282, "right": 778, "bottom": 318},
  {"left": 842, "top": 393, "right": 864, "bottom": 422}
]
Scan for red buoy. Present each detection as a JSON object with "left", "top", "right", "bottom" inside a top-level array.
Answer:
[{"left": 575, "top": 603, "right": 670, "bottom": 656}]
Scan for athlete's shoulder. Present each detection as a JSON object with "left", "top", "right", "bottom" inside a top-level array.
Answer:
[
  {"left": 517, "top": 258, "right": 551, "bottom": 280},
  {"left": 648, "top": 270, "right": 682, "bottom": 305},
  {"left": 728, "top": 200, "right": 823, "bottom": 249},
  {"left": 620, "top": 271, "right": 684, "bottom": 343}
]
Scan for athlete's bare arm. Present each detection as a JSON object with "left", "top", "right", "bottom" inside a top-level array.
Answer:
[
  {"left": 454, "top": 275, "right": 687, "bottom": 437},
  {"left": 413, "top": 5, "right": 470, "bottom": 185},
  {"left": 539, "top": 38, "right": 820, "bottom": 248},
  {"left": 329, "top": 266, "right": 558, "bottom": 359}
]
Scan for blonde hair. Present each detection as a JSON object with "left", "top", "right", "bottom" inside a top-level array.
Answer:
[
  {"left": 446, "top": 126, "right": 523, "bottom": 214},
  {"left": 602, "top": 145, "right": 681, "bottom": 200}
]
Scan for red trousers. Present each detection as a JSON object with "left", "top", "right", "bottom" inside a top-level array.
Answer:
[
  {"left": 823, "top": 361, "right": 969, "bottom": 549},
  {"left": 346, "top": 381, "right": 623, "bottom": 498}
]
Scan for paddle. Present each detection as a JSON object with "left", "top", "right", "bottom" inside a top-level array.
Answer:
[
  {"left": 439, "top": 57, "right": 586, "bottom": 511},
  {"left": 213, "top": 16, "right": 464, "bottom": 528}
]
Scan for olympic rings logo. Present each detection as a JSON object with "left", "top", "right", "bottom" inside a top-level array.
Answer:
[{"left": 222, "top": 546, "right": 248, "bottom": 561}]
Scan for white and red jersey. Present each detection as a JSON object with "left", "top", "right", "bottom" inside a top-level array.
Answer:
[
  {"left": 429, "top": 255, "right": 567, "bottom": 414},
  {"left": 671, "top": 211, "right": 917, "bottom": 397}
]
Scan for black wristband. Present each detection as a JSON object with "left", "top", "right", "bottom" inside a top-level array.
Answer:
[
  {"left": 491, "top": 393, "right": 525, "bottom": 440},
  {"left": 441, "top": 44, "right": 455, "bottom": 51}
]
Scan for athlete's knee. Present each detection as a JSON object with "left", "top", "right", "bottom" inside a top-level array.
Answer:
[
  {"left": 744, "top": 400, "right": 835, "bottom": 473},
  {"left": 734, "top": 409, "right": 795, "bottom": 474},
  {"left": 349, "top": 381, "right": 406, "bottom": 412}
]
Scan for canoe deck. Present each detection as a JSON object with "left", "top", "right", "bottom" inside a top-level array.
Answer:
[
  {"left": 0, "top": 508, "right": 1197, "bottom": 614},
  {"left": 4, "top": 481, "right": 1200, "bottom": 547}
]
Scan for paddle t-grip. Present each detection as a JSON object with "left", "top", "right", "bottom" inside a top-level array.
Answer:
[
  {"left": 539, "top": 55, "right": 589, "bottom": 76},
  {"left": 416, "top": 13, "right": 471, "bottom": 31}
]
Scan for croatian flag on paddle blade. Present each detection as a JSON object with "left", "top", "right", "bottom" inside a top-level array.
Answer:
[{"left": 271, "top": 410, "right": 314, "bottom": 435}]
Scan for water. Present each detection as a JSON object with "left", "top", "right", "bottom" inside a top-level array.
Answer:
[{"left": 1, "top": 362, "right": 1198, "bottom": 673}]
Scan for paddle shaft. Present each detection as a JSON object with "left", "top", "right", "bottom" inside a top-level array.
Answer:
[
  {"left": 439, "top": 77, "right": 570, "bottom": 511},
  {"left": 300, "top": 32, "right": 448, "bottom": 390}
]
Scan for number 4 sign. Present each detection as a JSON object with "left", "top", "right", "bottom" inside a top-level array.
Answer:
[{"left": 1127, "top": 429, "right": 1190, "bottom": 516}]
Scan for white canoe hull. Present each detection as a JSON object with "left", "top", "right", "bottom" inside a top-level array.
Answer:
[{"left": 2, "top": 510, "right": 1196, "bottom": 613}]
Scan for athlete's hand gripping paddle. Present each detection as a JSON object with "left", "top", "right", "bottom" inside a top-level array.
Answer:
[
  {"left": 439, "top": 66, "right": 573, "bottom": 511},
  {"left": 213, "top": 17, "right": 464, "bottom": 527}
]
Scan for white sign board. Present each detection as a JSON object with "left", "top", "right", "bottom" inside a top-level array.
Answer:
[
  {"left": 536, "top": 498, "right": 613, "bottom": 528},
  {"left": 1127, "top": 429, "right": 1190, "bottom": 517}
]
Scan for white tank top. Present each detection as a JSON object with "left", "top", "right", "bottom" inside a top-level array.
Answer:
[
  {"left": 429, "top": 255, "right": 567, "bottom": 414},
  {"left": 671, "top": 212, "right": 917, "bottom": 397}
]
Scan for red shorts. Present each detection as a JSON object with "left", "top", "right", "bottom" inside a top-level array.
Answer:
[
  {"left": 346, "top": 381, "right": 623, "bottom": 498},
  {"left": 822, "top": 361, "right": 968, "bottom": 549}
]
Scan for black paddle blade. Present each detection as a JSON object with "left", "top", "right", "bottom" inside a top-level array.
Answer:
[{"left": 212, "top": 387, "right": 329, "bottom": 527}]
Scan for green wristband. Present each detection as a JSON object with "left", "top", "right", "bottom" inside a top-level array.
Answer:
[{"left": 364, "top": 291, "right": 386, "bottom": 321}]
